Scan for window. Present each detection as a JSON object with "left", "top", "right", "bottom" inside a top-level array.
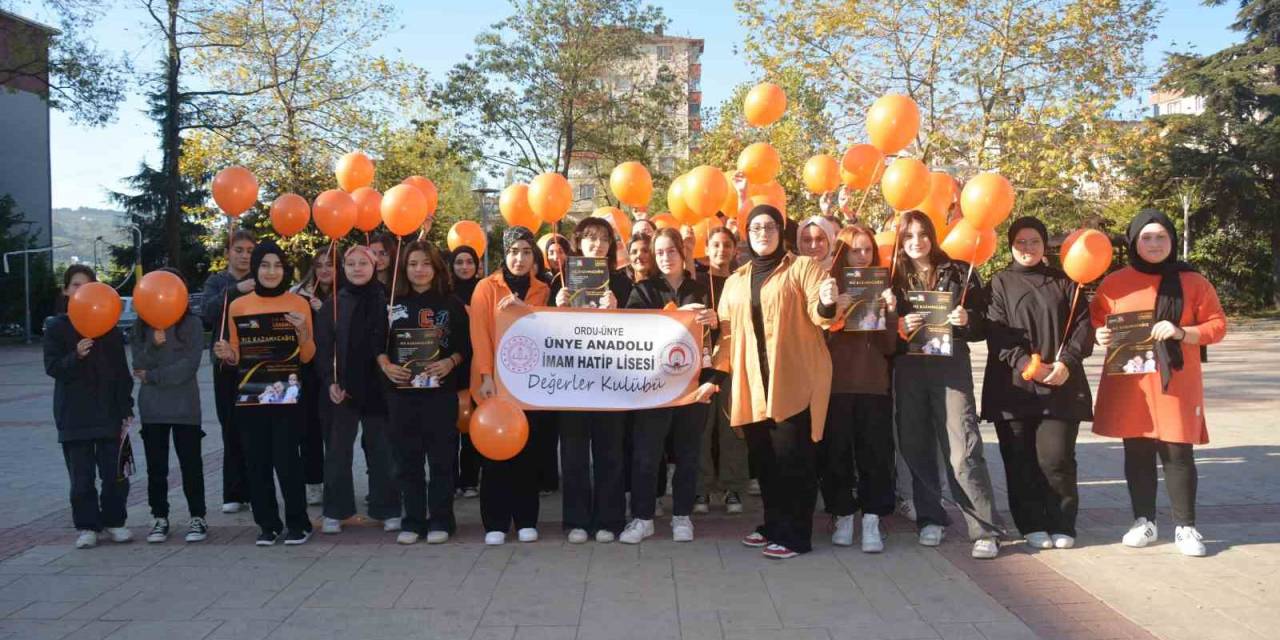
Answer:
[
  {"left": 688, "top": 103, "right": 700, "bottom": 119},
  {"left": 660, "top": 157, "right": 676, "bottom": 174},
  {"left": 657, "top": 45, "right": 672, "bottom": 61},
  {"left": 1152, "top": 104, "right": 1160, "bottom": 117},
  {"left": 615, "top": 76, "right": 632, "bottom": 92},
  {"left": 577, "top": 183, "right": 595, "bottom": 201}
]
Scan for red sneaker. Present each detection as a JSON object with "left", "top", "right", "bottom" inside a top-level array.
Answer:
[
  {"left": 741, "top": 531, "right": 768, "bottom": 547},
  {"left": 762, "top": 543, "right": 798, "bottom": 560}
]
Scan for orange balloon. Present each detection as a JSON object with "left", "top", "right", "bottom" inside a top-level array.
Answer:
[
  {"left": 457, "top": 390, "right": 473, "bottom": 433},
  {"left": 500, "top": 183, "right": 541, "bottom": 231},
  {"left": 592, "top": 206, "right": 632, "bottom": 245},
  {"left": 211, "top": 166, "right": 258, "bottom": 217},
  {"left": 719, "top": 170, "right": 739, "bottom": 216},
  {"left": 269, "top": 193, "right": 310, "bottom": 238},
  {"left": 401, "top": 176, "right": 439, "bottom": 216},
  {"left": 866, "top": 94, "right": 921, "bottom": 154},
  {"left": 692, "top": 216, "right": 723, "bottom": 260},
  {"left": 1060, "top": 228, "right": 1114, "bottom": 284},
  {"left": 469, "top": 396, "right": 529, "bottom": 461},
  {"left": 960, "top": 173, "right": 1016, "bottom": 231},
  {"left": 802, "top": 154, "right": 841, "bottom": 194},
  {"left": 68, "top": 281, "right": 122, "bottom": 339},
  {"left": 737, "top": 142, "right": 781, "bottom": 185},
  {"left": 528, "top": 172, "right": 572, "bottom": 224},
  {"left": 744, "top": 81, "right": 787, "bottom": 127},
  {"left": 351, "top": 187, "right": 382, "bottom": 233},
  {"left": 880, "top": 158, "right": 930, "bottom": 211},
  {"left": 874, "top": 230, "right": 897, "bottom": 267},
  {"left": 840, "top": 144, "right": 885, "bottom": 190},
  {"left": 609, "top": 161, "right": 653, "bottom": 208},
  {"left": 313, "top": 189, "right": 357, "bottom": 239},
  {"left": 684, "top": 166, "right": 728, "bottom": 218},
  {"left": 917, "top": 172, "right": 956, "bottom": 231},
  {"left": 380, "top": 184, "right": 428, "bottom": 237},
  {"left": 650, "top": 212, "right": 679, "bottom": 230},
  {"left": 133, "top": 270, "right": 188, "bottom": 331},
  {"left": 668, "top": 175, "right": 700, "bottom": 225},
  {"left": 941, "top": 219, "right": 998, "bottom": 266},
  {"left": 448, "top": 220, "right": 487, "bottom": 256},
  {"left": 335, "top": 152, "right": 374, "bottom": 192}
]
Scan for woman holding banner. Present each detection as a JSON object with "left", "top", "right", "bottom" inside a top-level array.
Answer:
[
  {"left": 890, "top": 211, "right": 1004, "bottom": 559},
  {"left": 621, "top": 228, "right": 720, "bottom": 544},
  {"left": 983, "top": 217, "right": 1093, "bottom": 550},
  {"left": 1090, "top": 209, "right": 1226, "bottom": 557},
  {"left": 712, "top": 204, "right": 839, "bottom": 559},
  {"left": 450, "top": 246, "right": 483, "bottom": 499},
  {"left": 471, "top": 227, "right": 552, "bottom": 545}
]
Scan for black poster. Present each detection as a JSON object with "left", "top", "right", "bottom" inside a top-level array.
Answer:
[
  {"left": 841, "top": 267, "right": 889, "bottom": 332},
  {"left": 1104, "top": 310, "right": 1157, "bottom": 376},
  {"left": 905, "top": 291, "right": 953, "bottom": 356},
  {"left": 234, "top": 313, "right": 301, "bottom": 406},
  {"left": 564, "top": 256, "right": 610, "bottom": 308},
  {"left": 391, "top": 328, "right": 441, "bottom": 389}
]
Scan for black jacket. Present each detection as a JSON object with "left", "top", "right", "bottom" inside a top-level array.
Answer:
[
  {"left": 626, "top": 273, "right": 717, "bottom": 384},
  {"left": 893, "top": 259, "right": 987, "bottom": 360},
  {"left": 42, "top": 315, "right": 134, "bottom": 442},
  {"left": 386, "top": 288, "right": 472, "bottom": 392},
  {"left": 315, "top": 286, "right": 389, "bottom": 412},
  {"left": 981, "top": 263, "right": 1094, "bottom": 422}
]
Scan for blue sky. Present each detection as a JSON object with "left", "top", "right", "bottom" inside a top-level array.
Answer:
[{"left": 40, "top": 0, "right": 1244, "bottom": 210}]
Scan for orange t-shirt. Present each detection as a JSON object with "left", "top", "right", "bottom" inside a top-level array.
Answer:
[{"left": 226, "top": 292, "right": 316, "bottom": 365}]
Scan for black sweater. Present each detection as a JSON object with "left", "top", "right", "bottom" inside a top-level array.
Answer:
[
  {"left": 626, "top": 274, "right": 718, "bottom": 384},
  {"left": 980, "top": 263, "right": 1094, "bottom": 422},
  {"left": 315, "top": 287, "right": 389, "bottom": 412},
  {"left": 42, "top": 316, "right": 134, "bottom": 442},
  {"left": 385, "top": 288, "right": 472, "bottom": 392},
  {"left": 893, "top": 259, "right": 987, "bottom": 362}
]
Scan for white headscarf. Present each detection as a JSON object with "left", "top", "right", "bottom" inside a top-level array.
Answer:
[{"left": 798, "top": 216, "right": 840, "bottom": 269}]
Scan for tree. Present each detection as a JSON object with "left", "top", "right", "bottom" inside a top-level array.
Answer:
[
  {"left": 435, "top": 0, "right": 682, "bottom": 177},
  {"left": 1126, "top": 0, "right": 1280, "bottom": 309},
  {"left": 0, "top": 195, "right": 56, "bottom": 334},
  {"left": 0, "top": 0, "right": 129, "bottom": 125}
]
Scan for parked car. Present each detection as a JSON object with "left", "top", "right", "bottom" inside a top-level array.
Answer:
[{"left": 118, "top": 297, "right": 137, "bottom": 341}]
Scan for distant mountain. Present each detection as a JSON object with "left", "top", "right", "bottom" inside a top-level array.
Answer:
[{"left": 52, "top": 207, "right": 131, "bottom": 267}]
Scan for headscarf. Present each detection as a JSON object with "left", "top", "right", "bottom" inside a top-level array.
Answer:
[
  {"left": 1126, "top": 208, "right": 1198, "bottom": 391},
  {"left": 340, "top": 244, "right": 383, "bottom": 409},
  {"left": 1007, "top": 216, "right": 1050, "bottom": 273},
  {"left": 450, "top": 245, "right": 482, "bottom": 304},
  {"left": 746, "top": 205, "right": 787, "bottom": 272},
  {"left": 746, "top": 205, "right": 787, "bottom": 389},
  {"left": 502, "top": 226, "right": 536, "bottom": 301},
  {"left": 250, "top": 240, "right": 292, "bottom": 297},
  {"left": 798, "top": 215, "right": 839, "bottom": 267}
]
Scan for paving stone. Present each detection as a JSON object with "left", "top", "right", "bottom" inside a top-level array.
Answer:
[{"left": 103, "top": 620, "right": 221, "bottom": 640}]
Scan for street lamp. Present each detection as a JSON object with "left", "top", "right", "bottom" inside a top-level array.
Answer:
[{"left": 471, "top": 187, "right": 499, "bottom": 275}]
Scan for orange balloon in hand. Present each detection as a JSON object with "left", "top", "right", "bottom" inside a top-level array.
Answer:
[
  {"left": 744, "top": 82, "right": 787, "bottom": 127},
  {"left": 335, "top": 152, "right": 374, "bottom": 192},
  {"left": 313, "top": 189, "right": 357, "bottom": 240},
  {"left": 133, "top": 270, "right": 188, "bottom": 331},
  {"left": 528, "top": 172, "right": 572, "bottom": 224},
  {"left": 880, "top": 158, "right": 930, "bottom": 211},
  {"left": 470, "top": 396, "right": 529, "bottom": 461},
  {"left": 1060, "top": 229, "right": 1114, "bottom": 284},
  {"left": 668, "top": 175, "right": 700, "bottom": 225},
  {"left": 866, "top": 94, "right": 921, "bottom": 155},
  {"left": 737, "top": 142, "right": 781, "bottom": 185},
  {"left": 684, "top": 166, "right": 728, "bottom": 218},
  {"left": 351, "top": 187, "right": 383, "bottom": 233},
  {"left": 68, "top": 282, "right": 122, "bottom": 339},
  {"left": 609, "top": 162, "right": 653, "bottom": 208},
  {"left": 960, "top": 173, "right": 1015, "bottom": 231},
  {"left": 401, "top": 176, "right": 439, "bottom": 216},
  {"left": 500, "top": 183, "right": 541, "bottom": 231},
  {"left": 211, "top": 166, "right": 258, "bottom": 217},
  {"left": 840, "top": 144, "right": 885, "bottom": 190},
  {"left": 456, "top": 390, "right": 473, "bottom": 433},
  {"left": 269, "top": 193, "right": 310, "bottom": 238},
  {"left": 941, "top": 219, "right": 998, "bottom": 266},
  {"left": 802, "top": 154, "right": 840, "bottom": 194},
  {"left": 448, "top": 220, "right": 487, "bottom": 256}
]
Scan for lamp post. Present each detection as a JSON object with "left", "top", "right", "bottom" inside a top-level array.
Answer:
[{"left": 472, "top": 187, "right": 499, "bottom": 275}]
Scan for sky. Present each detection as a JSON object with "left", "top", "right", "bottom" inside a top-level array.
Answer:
[{"left": 33, "top": 0, "right": 1246, "bottom": 211}]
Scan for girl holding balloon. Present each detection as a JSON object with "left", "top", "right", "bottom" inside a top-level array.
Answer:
[
  {"left": 982, "top": 217, "right": 1094, "bottom": 550},
  {"left": 44, "top": 265, "right": 135, "bottom": 549}
]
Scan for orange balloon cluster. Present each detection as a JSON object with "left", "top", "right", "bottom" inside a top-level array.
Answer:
[
  {"left": 351, "top": 187, "right": 383, "bottom": 233},
  {"left": 381, "top": 184, "right": 429, "bottom": 237},
  {"left": 840, "top": 144, "right": 885, "bottom": 191},
  {"left": 592, "top": 206, "right": 632, "bottom": 245},
  {"left": 960, "top": 173, "right": 1015, "bottom": 231},
  {"left": 874, "top": 229, "right": 897, "bottom": 267},
  {"left": 448, "top": 220, "right": 487, "bottom": 256},
  {"left": 401, "top": 176, "right": 439, "bottom": 217},
  {"left": 744, "top": 82, "right": 787, "bottom": 127},
  {"left": 866, "top": 94, "right": 921, "bottom": 155},
  {"left": 691, "top": 216, "right": 723, "bottom": 259},
  {"left": 313, "top": 189, "right": 356, "bottom": 240},
  {"left": 68, "top": 282, "right": 122, "bottom": 339},
  {"left": 211, "top": 166, "right": 258, "bottom": 217},
  {"left": 1060, "top": 229, "right": 1114, "bottom": 284},
  {"left": 500, "top": 183, "right": 540, "bottom": 231},
  {"left": 528, "top": 172, "right": 572, "bottom": 224},
  {"left": 737, "top": 142, "right": 781, "bottom": 185},
  {"left": 609, "top": 162, "right": 653, "bottom": 208},
  {"left": 916, "top": 173, "right": 956, "bottom": 232},
  {"left": 650, "top": 212, "right": 679, "bottom": 230},
  {"left": 941, "top": 219, "right": 998, "bottom": 266},
  {"left": 335, "top": 152, "right": 374, "bottom": 192},
  {"left": 802, "top": 154, "right": 840, "bottom": 194},
  {"left": 269, "top": 193, "right": 310, "bottom": 238},
  {"left": 133, "top": 270, "right": 188, "bottom": 331},
  {"left": 667, "top": 176, "right": 698, "bottom": 225},
  {"left": 880, "top": 158, "right": 930, "bottom": 211},
  {"left": 469, "top": 396, "right": 529, "bottom": 461},
  {"left": 684, "top": 165, "right": 728, "bottom": 218}
]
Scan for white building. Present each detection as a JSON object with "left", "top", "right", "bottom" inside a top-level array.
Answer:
[
  {"left": 0, "top": 9, "right": 56, "bottom": 249},
  {"left": 1150, "top": 90, "right": 1205, "bottom": 117}
]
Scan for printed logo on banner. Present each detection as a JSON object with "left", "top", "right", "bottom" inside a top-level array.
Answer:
[
  {"left": 501, "top": 335, "right": 540, "bottom": 374},
  {"left": 660, "top": 341, "right": 696, "bottom": 375}
]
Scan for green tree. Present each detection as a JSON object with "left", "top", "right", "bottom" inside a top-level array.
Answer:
[{"left": 0, "top": 195, "right": 56, "bottom": 336}]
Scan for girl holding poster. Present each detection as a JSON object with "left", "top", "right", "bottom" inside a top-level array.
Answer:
[
  {"left": 890, "top": 211, "right": 1004, "bottom": 559},
  {"left": 380, "top": 241, "right": 471, "bottom": 544},
  {"left": 471, "top": 227, "right": 552, "bottom": 545},
  {"left": 213, "top": 241, "right": 316, "bottom": 546},
  {"left": 712, "top": 204, "right": 839, "bottom": 559},
  {"left": 621, "top": 228, "right": 721, "bottom": 544},
  {"left": 1090, "top": 209, "right": 1226, "bottom": 557}
]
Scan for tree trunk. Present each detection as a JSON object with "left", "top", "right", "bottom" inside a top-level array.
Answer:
[
  {"left": 1272, "top": 223, "right": 1280, "bottom": 311},
  {"left": 162, "top": 0, "right": 182, "bottom": 267}
]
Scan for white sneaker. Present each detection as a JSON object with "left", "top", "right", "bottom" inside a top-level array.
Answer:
[
  {"left": 396, "top": 531, "right": 420, "bottom": 545},
  {"left": 221, "top": 502, "right": 244, "bottom": 514},
  {"left": 1122, "top": 518, "right": 1157, "bottom": 548},
  {"left": 1052, "top": 534, "right": 1075, "bottom": 549},
  {"left": 1024, "top": 531, "right": 1053, "bottom": 549},
  {"left": 747, "top": 479, "right": 761, "bottom": 496},
  {"left": 972, "top": 538, "right": 1000, "bottom": 559},
  {"left": 672, "top": 516, "right": 694, "bottom": 542},
  {"left": 321, "top": 517, "right": 342, "bottom": 534},
  {"left": 1175, "top": 526, "right": 1206, "bottom": 557},
  {"left": 517, "top": 528, "right": 538, "bottom": 543},
  {"left": 861, "top": 514, "right": 884, "bottom": 553},
  {"left": 654, "top": 501, "right": 665, "bottom": 517},
  {"left": 461, "top": 487, "right": 479, "bottom": 499},
  {"left": 595, "top": 530, "right": 615, "bottom": 543},
  {"left": 106, "top": 527, "right": 132, "bottom": 543},
  {"left": 426, "top": 531, "right": 450, "bottom": 544},
  {"left": 831, "top": 515, "right": 855, "bottom": 546},
  {"left": 918, "top": 524, "right": 945, "bottom": 547},
  {"left": 306, "top": 484, "right": 323, "bottom": 506},
  {"left": 74, "top": 530, "right": 97, "bottom": 549},
  {"left": 567, "top": 528, "right": 589, "bottom": 544},
  {"left": 484, "top": 531, "right": 506, "bottom": 545},
  {"left": 619, "top": 518, "right": 655, "bottom": 544},
  {"left": 897, "top": 496, "right": 917, "bottom": 522},
  {"left": 383, "top": 517, "right": 402, "bottom": 532},
  {"left": 693, "top": 495, "right": 709, "bottom": 514}
]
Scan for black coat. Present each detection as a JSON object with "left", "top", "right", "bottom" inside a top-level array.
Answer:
[
  {"left": 42, "top": 315, "right": 133, "bottom": 442},
  {"left": 893, "top": 259, "right": 987, "bottom": 359},
  {"left": 626, "top": 273, "right": 717, "bottom": 383},
  {"left": 981, "top": 263, "right": 1094, "bottom": 422},
  {"left": 315, "top": 286, "right": 389, "bottom": 413},
  {"left": 386, "top": 288, "right": 472, "bottom": 392}
]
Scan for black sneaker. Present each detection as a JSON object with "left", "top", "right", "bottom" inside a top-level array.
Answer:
[
  {"left": 255, "top": 530, "right": 280, "bottom": 546},
  {"left": 725, "top": 492, "right": 743, "bottom": 514},
  {"left": 146, "top": 518, "right": 169, "bottom": 543},
  {"left": 185, "top": 517, "right": 208, "bottom": 543},
  {"left": 283, "top": 528, "right": 311, "bottom": 546}
]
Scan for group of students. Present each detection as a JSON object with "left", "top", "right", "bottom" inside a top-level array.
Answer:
[{"left": 44, "top": 175, "right": 1226, "bottom": 560}]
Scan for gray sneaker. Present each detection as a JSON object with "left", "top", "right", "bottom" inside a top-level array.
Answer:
[{"left": 146, "top": 518, "right": 169, "bottom": 543}]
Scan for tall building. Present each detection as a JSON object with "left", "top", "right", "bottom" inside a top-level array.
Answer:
[
  {"left": 0, "top": 9, "right": 56, "bottom": 249},
  {"left": 566, "top": 29, "right": 703, "bottom": 219},
  {"left": 1149, "top": 90, "right": 1205, "bottom": 117}
]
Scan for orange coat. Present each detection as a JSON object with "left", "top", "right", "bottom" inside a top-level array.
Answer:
[
  {"left": 1089, "top": 267, "right": 1226, "bottom": 444},
  {"left": 713, "top": 254, "right": 833, "bottom": 440},
  {"left": 468, "top": 271, "right": 550, "bottom": 401}
]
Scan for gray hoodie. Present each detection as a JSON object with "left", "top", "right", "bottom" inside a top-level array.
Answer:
[{"left": 130, "top": 314, "right": 204, "bottom": 426}]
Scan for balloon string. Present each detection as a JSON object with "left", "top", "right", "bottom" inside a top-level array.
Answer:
[
  {"left": 1054, "top": 283, "right": 1082, "bottom": 363},
  {"left": 385, "top": 236, "right": 402, "bottom": 352},
  {"left": 217, "top": 215, "right": 237, "bottom": 347},
  {"left": 331, "top": 238, "right": 339, "bottom": 387},
  {"left": 887, "top": 211, "right": 904, "bottom": 284},
  {"left": 959, "top": 234, "right": 979, "bottom": 307},
  {"left": 852, "top": 184, "right": 874, "bottom": 225}
]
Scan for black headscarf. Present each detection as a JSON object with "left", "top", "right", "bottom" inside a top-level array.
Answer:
[
  {"left": 341, "top": 245, "right": 384, "bottom": 409},
  {"left": 250, "top": 240, "right": 292, "bottom": 298},
  {"left": 502, "top": 226, "right": 536, "bottom": 301},
  {"left": 746, "top": 204, "right": 787, "bottom": 391},
  {"left": 1127, "top": 208, "right": 1197, "bottom": 391},
  {"left": 747, "top": 205, "right": 787, "bottom": 273},
  {"left": 450, "top": 245, "right": 481, "bottom": 304},
  {"left": 1007, "top": 216, "right": 1049, "bottom": 273}
]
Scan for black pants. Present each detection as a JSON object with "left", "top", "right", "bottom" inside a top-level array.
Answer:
[
  {"left": 140, "top": 423, "right": 206, "bottom": 519},
  {"left": 821, "top": 393, "right": 895, "bottom": 518},
  {"left": 559, "top": 411, "right": 626, "bottom": 534},
  {"left": 214, "top": 364, "right": 251, "bottom": 504},
  {"left": 480, "top": 410, "right": 551, "bottom": 533},
  {"left": 299, "top": 364, "right": 325, "bottom": 485},
  {"left": 323, "top": 401, "right": 399, "bottom": 521},
  {"left": 457, "top": 434, "right": 481, "bottom": 489},
  {"left": 995, "top": 418, "right": 1079, "bottom": 537},
  {"left": 743, "top": 410, "right": 818, "bottom": 553},
  {"left": 1124, "top": 437, "right": 1197, "bottom": 526},
  {"left": 388, "top": 391, "right": 458, "bottom": 535},
  {"left": 532, "top": 411, "right": 560, "bottom": 492},
  {"left": 630, "top": 404, "right": 707, "bottom": 519},
  {"left": 62, "top": 437, "right": 129, "bottom": 532},
  {"left": 237, "top": 405, "right": 310, "bottom": 534}
]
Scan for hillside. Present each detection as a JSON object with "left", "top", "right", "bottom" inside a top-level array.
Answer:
[{"left": 51, "top": 207, "right": 131, "bottom": 267}]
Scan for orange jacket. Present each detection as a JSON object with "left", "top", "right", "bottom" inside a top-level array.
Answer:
[
  {"left": 226, "top": 292, "right": 316, "bottom": 364},
  {"left": 469, "top": 271, "right": 550, "bottom": 400},
  {"left": 713, "top": 254, "right": 833, "bottom": 440},
  {"left": 1089, "top": 267, "right": 1226, "bottom": 444}
]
